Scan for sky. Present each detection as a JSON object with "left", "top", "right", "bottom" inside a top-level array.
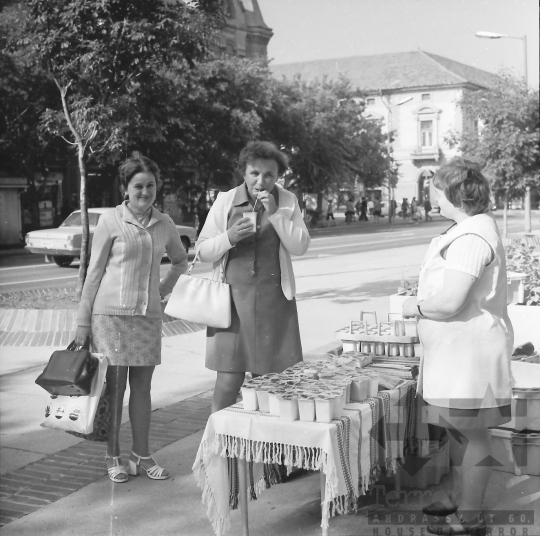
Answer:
[{"left": 258, "top": 0, "right": 539, "bottom": 87}]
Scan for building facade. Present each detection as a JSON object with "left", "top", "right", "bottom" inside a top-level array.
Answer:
[
  {"left": 271, "top": 51, "right": 498, "bottom": 207},
  {"left": 216, "top": 0, "right": 272, "bottom": 60}
]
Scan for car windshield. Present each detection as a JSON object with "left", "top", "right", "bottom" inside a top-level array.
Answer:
[{"left": 61, "top": 212, "right": 101, "bottom": 227}]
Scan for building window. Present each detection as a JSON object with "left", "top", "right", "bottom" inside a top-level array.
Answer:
[
  {"left": 366, "top": 98, "right": 375, "bottom": 106},
  {"left": 421, "top": 93, "right": 430, "bottom": 101},
  {"left": 420, "top": 120, "right": 433, "bottom": 147}
]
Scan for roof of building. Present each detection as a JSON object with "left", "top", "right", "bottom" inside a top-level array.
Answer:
[{"left": 270, "top": 50, "right": 499, "bottom": 92}]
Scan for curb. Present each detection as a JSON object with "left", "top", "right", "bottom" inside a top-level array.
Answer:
[
  {"left": 0, "top": 389, "right": 213, "bottom": 528},
  {"left": 0, "top": 308, "right": 203, "bottom": 347}
]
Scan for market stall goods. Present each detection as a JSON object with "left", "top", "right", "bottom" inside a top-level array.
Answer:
[{"left": 239, "top": 359, "right": 380, "bottom": 422}]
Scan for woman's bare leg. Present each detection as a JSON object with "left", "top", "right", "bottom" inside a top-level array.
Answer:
[
  {"left": 128, "top": 366, "right": 155, "bottom": 456},
  {"left": 212, "top": 371, "right": 246, "bottom": 413},
  {"left": 457, "top": 427, "right": 492, "bottom": 514},
  {"left": 106, "top": 366, "right": 128, "bottom": 462}
]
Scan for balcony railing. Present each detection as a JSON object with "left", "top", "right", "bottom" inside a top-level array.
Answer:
[{"left": 410, "top": 146, "right": 440, "bottom": 160}]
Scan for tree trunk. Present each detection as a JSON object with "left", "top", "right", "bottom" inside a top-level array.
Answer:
[
  {"left": 77, "top": 143, "right": 89, "bottom": 298},
  {"left": 524, "top": 186, "right": 531, "bottom": 233},
  {"left": 503, "top": 190, "right": 508, "bottom": 239}
]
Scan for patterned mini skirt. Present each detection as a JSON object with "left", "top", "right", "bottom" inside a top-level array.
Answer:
[{"left": 91, "top": 315, "right": 162, "bottom": 367}]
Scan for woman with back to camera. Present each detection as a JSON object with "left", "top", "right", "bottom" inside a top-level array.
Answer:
[
  {"left": 402, "top": 158, "right": 512, "bottom": 536},
  {"left": 75, "top": 155, "right": 188, "bottom": 483},
  {"left": 196, "top": 141, "right": 310, "bottom": 413}
]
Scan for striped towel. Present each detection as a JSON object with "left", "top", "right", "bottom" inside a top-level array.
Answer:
[{"left": 378, "top": 380, "right": 412, "bottom": 473}]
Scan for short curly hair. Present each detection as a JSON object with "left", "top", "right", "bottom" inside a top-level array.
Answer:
[
  {"left": 237, "top": 141, "right": 289, "bottom": 176},
  {"left": 119, "top": 155, "right": 161, "bottom": 197},
  {"left": 433, "top": 158, "right": 491, "bottom": 216}
]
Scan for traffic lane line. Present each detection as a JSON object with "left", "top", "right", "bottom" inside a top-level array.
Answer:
[
  {"left": 0, "top": 264, "right": 59, "bottom": 272},
  {"left": 0, "top": 263, "right": 212, "bottom": 289},
  {"left": 310, "top": 231, "right": 415, "bottom": 243},
  {"left": 306, "top": 234, "right": 421, "bottom": 252}
]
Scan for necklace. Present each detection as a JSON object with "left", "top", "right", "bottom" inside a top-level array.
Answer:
[{"left": 127, "top": 203, "right": 152, "bottom": 227}]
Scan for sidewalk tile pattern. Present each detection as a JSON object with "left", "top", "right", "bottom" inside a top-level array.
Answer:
[
  {"left": 0, "top": 308, "right": 203, "bottom": 347},
  {"left": 0, "top": 390, "right": 213, "bottom": 528}
]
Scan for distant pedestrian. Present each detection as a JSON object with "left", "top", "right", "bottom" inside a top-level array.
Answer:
[
  {"left": 326, "top": 199, "right": 335, "bottom": 220},
  {"left": 359, "top": 197, "right": 368, "bottom": 221},
  {"left": 345, "top": 198, "right": 355, "bottom": 224},
  {"left": 401, "top": 198, "right": 409, "bottom": 220},
  {"left": 424, "top": 198, "right": 433, "bottom": 222},
  {"left": 389, "top": 198, "right": 397, "bottom": 220},
  {"left": 411, "top": 197, "right": 419, "bottom": 223},
  {"left": 355, "top": 199, "right": 361, "bottom": 219},
  {"left": 373, "top": 197, "right": 382, "bottom": 223},
  {"left": 367, "top": 198, "right": 375, "bottom": 217}
]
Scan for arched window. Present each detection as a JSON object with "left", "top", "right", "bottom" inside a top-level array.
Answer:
[{"left": 411, "top": 104, "right": 442, "bottom": 160}]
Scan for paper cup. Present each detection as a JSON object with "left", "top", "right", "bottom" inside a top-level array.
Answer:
[
  {"left": 242, "top": 212, "right": 257, "bottom": 233},
  {"left": 350, "top": 377, "right": 370, "bottom": 402},
  {"left": 331, "top": 394, "right": 343, "bottom": 419},
  {"left": 268, "top": 392, "right": 281, "bottom": 415},
  {"left": 342, "top": 341, "right": 358, "bottom": 353},
  {"left": 256, "top": 388, "right": 270, "bottom": 413},
  {"left": 315, "top": 398, "right": 333, "bottom": 423},
  {"left": 364, "top": 373, "right": 379, "bottom": 397},
  {"left": 241, "top": 387, "right": 259, "bottom": 411},
  {"left": 279, "top": 396, "right": 299, "bottom": 422},
  {"left": 298, "top": 398, "right": 316, "bottom": 422}
]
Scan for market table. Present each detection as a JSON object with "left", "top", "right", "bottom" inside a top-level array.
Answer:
[{"left": 193, "top": 380, "right": 425, "bottom": 536}]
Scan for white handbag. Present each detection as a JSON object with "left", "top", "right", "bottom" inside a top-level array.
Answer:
[{"left": 164, "top": 252, "right": 231, "bottom": 328}]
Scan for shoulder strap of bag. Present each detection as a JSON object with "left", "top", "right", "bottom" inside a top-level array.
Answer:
[{"left": 187, "top": 251, "right": 228, "bottom": 283}]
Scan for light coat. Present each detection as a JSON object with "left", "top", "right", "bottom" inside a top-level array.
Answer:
[{"left": 195, "top": 184, "right": 310, "bottom": 299}]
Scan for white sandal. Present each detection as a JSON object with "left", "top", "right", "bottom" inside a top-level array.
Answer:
[
  {"left": 105, "top": 454, "right": 128, "bottom": 483},
  {"left": 128, "top": 451, "right": 169, "bottom": 480}
]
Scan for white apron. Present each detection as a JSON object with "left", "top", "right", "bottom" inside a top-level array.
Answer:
[{"left": 416, "top": 213, "right": 513, "bottom": 409}]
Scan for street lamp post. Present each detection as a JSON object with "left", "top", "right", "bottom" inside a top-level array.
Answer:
[
  {"left": 380, "top": 95, "right": 412, "bottom": 226},
  {"left": 476, "top": 31, "right": 531, "bottom": 233}
]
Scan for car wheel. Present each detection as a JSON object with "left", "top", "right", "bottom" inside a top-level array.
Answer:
[
  {"left": 53, "top": 256, "right": 74, "bottom": 267},
  {"left": 181, "top": 237, "right": 190, "bottom": 253}
]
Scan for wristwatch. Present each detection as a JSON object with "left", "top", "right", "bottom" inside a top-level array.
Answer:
[{"left": 417, "top": 301, "right": 425, "bottom": 317}]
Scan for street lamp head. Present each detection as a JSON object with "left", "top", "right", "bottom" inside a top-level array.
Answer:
[{"left": 476, "top": 31, "right": 506, "bottom": 39}]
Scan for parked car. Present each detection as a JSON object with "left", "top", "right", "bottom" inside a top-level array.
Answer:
[{"left": 25, "top": 208, "right": 196, "bottom": 267}]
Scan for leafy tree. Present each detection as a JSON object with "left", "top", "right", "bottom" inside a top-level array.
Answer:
[
  {"left": 0, "top": 3, "right": 64, "bottom": 230},
  {"left": 5, "top": 0, "right": 220, "bottom": 293},
  {"left": 448, "top": 72, "right": 539, "bottom": 233},
  {"left": 263, "top": 75, "right": 389, "bottom": 213}
]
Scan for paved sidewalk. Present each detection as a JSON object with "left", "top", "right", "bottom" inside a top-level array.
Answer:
[
  {"left": 0, "top": 390, "right": 213, "bottom": 527},
  {"left": 0, "top": 307, "right": 203, "bottom": 347}
]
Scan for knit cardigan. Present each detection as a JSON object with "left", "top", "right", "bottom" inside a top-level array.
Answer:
[{"left": 77, "top": 202, "right": 188, "bottom": 327}]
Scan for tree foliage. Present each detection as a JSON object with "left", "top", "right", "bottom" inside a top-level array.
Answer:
[
  {"left": 451, "top": 72, "right": 539, "bottom": 196},
  {"left": 2, "top": 0, "right": 221, "bottom": 291},
  {"left": 264, "top": 75, "right": 389, "bottom": 195}
]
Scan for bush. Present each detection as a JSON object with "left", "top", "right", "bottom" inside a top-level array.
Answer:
[{"left": 506, "top": 243, "right": 540, "bottom": 306}]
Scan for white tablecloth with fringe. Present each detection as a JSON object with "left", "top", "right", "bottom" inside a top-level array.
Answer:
[{"left": 192, "top": 380, "right": 423, "bottom": 535}]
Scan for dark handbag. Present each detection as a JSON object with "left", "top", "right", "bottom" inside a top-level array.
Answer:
[{"left": 35, "top": 339, "right": 99, "bottom": 396}]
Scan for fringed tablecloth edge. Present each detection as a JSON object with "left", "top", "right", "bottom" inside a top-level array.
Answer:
[{"left": 192, "top": 442, "right": 231, "bottom": 536}]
